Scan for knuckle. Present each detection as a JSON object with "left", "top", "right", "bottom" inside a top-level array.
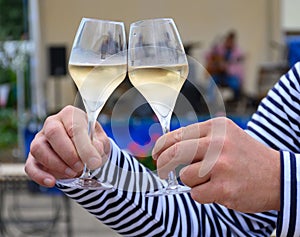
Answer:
[
  {"left": 30, "top": 138, "right": 43, "bottom": 156},
  {"left": 63, "top": 105, "right": 75, "bottom": 115},
  {"left": 66, "top": 124, "right": 76, "bottom": 139},
  {"left": 44, "top": 126, "right": 58, "bottom": 140},
  {"left": 171, "top": 142, "right": 179, "bottom": 159},
  {"left": 43, "top": 119, "right": 60, "bottom": 139},
  {"left": 212, "top": 117, "right": 228, "bottom": 130},
  {"left": 217, "top": 180, "right": 235, "bottom": 204},
  {"left": 78, "top": 144, "right": 92, "bottom": 158},
  {"left": 202, "top": 137, "right": 211, "bottom": 149},
  {"left": 93, "top": 139, "right": 104, "bottom": 155},
  {"left": 71, "top": 119, "right": 87, "bottom": 138},
  {"left": 213, "top": 154, "right": 228, "bottom": 173},
  {"left": 173, "top": 128, "right": 183, "bottom": 142},
  {"left": 214, "top": 135, "right": 227, "bottom": 148}
]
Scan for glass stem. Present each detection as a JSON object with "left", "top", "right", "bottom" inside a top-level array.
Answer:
[
  {"left": 160, "top": 114, "right": 179, "bottom": 189},
  {"left": 81, "top": 111, "right": 97, "bottom": 179}
]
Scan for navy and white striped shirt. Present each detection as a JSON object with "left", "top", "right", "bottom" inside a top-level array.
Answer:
[
  {"left": 57, "top": 62, "right": 300, "bottom": 236},
  {"left": 247, "top": 62, "right": 300, "bottom": 237}
]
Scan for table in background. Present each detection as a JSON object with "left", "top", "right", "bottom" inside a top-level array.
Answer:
[{"left": 0, "top": 163, "right": 72, "bottom": 237}]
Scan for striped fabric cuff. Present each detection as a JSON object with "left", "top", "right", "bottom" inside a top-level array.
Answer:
[{"left": 277, "top": 150, "right": 300, "bottom": 236}]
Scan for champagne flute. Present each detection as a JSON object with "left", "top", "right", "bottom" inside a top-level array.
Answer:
[
  {"left": 128, "top": 18, "right": 191, "bottom": 196},
  {"left": 57, "top": 18, "right": 127, "bottom": 190}
]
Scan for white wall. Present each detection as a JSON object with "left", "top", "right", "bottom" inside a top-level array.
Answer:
[{"left": 282, "top": 0, "right": 300, "bottom": 31}]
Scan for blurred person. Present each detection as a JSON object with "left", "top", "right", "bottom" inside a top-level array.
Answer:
[
  {"left": 25, "top": 62, "right": 300, "bottom": 236},
  {"left": 100, "top": 31, "right": 119, "bottom": 59},
  {"left": 205, "top": 30, "right": 245, "bottom": 100}
]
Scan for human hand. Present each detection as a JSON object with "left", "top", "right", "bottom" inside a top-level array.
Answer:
[
  {"left": 24, "top": 105, "right": 111, "bottom": 187},
  {"left": 152, "top": 117, "right": 280, "bottom": 213}
]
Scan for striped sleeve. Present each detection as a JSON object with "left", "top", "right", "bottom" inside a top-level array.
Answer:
[
  {"left": 278, "top": 151, "right": 300, "bottom": 236},
  {"left": 246, "top": 62, "right": 300, "bottom": 237},
  {"left": 57, "top": 138, "right": 277, "bottom": 236},
  {"left": 54, "top": 62, "right": 300, "bottom": 237}
]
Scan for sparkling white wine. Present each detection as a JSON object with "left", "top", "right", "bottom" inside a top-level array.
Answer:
[
  {"left": 128, "top": 64, "right": 188, "bottom": 118},
  {"left": 69, "top": 63, "right": 126, "bottom": 110}
]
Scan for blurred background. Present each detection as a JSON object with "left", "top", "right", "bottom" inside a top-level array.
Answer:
[{"left": 0, "top": 0, "right": 299, "bottom": 236}]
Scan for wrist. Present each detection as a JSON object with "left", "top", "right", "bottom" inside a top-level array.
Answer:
[{"left": 268, "top": 150, "right": 281, "bottom": 211}]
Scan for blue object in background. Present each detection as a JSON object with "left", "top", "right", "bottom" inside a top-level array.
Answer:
[
  {"left": 24, "top": 115, "right": 251, "bottom": 173},
  {"left": 102, "top": 115, "right": 250, "bottom": 155},
  {"left": 24, "top": 116, "right": 251, "bottom": 155},
  {"left": 286, "top": 36, "right": 300, "bottom": 67}
]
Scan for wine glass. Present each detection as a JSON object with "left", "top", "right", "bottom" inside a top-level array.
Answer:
[
  {"left": 128, "top": 18, "right": 191, "bottom": 196},
  {"left": 56, "top": 18, "right": 127, "bottom": 190}
]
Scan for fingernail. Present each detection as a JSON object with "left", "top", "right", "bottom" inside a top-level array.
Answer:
[
  {"left": 179, "top": 166, "right": 187, "bottom": 177},
  {"left": 43, "top": 178, "right": 53, "bottom": 186},
  {"left": 87, "top": 157, "right": 101, "bottom": 169},
  {"left": 65, "top": 167, "right": 77, "bottom": 177},
  {"left": 152, "top": 148, "right": 158, "bottom": 160},
  {"left": 73, "top": 161, "right": 84, "bottom": 172}
]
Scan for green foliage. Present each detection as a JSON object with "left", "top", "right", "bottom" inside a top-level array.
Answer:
[
  {"left": 0, "top": 0, "right": 26, "bottom": 41},
  {"left": 0, "top": 108, "right": 18, "bottom": 148},
  {"left": 0, "top": 65, "right": 17, "bottom": 108},
  {"left": 138, "top": 156, "right": 157, "bottom": 171},
  {"left": 0, "top": 66, "right": 16, "bottom": 84},
  {"left": 0, "top": 0, "right": 28, "bottom": 149},
  {"left": 0, "top": 0, "right": 27, "bottom": 108}
]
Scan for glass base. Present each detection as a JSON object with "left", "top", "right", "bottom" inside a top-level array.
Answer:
[
  {"left": 146, "top": 185, "right": 191, "bottom": 197},
  {"left": 56, "top": 178, "right": 113, "bottom": 190}
]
